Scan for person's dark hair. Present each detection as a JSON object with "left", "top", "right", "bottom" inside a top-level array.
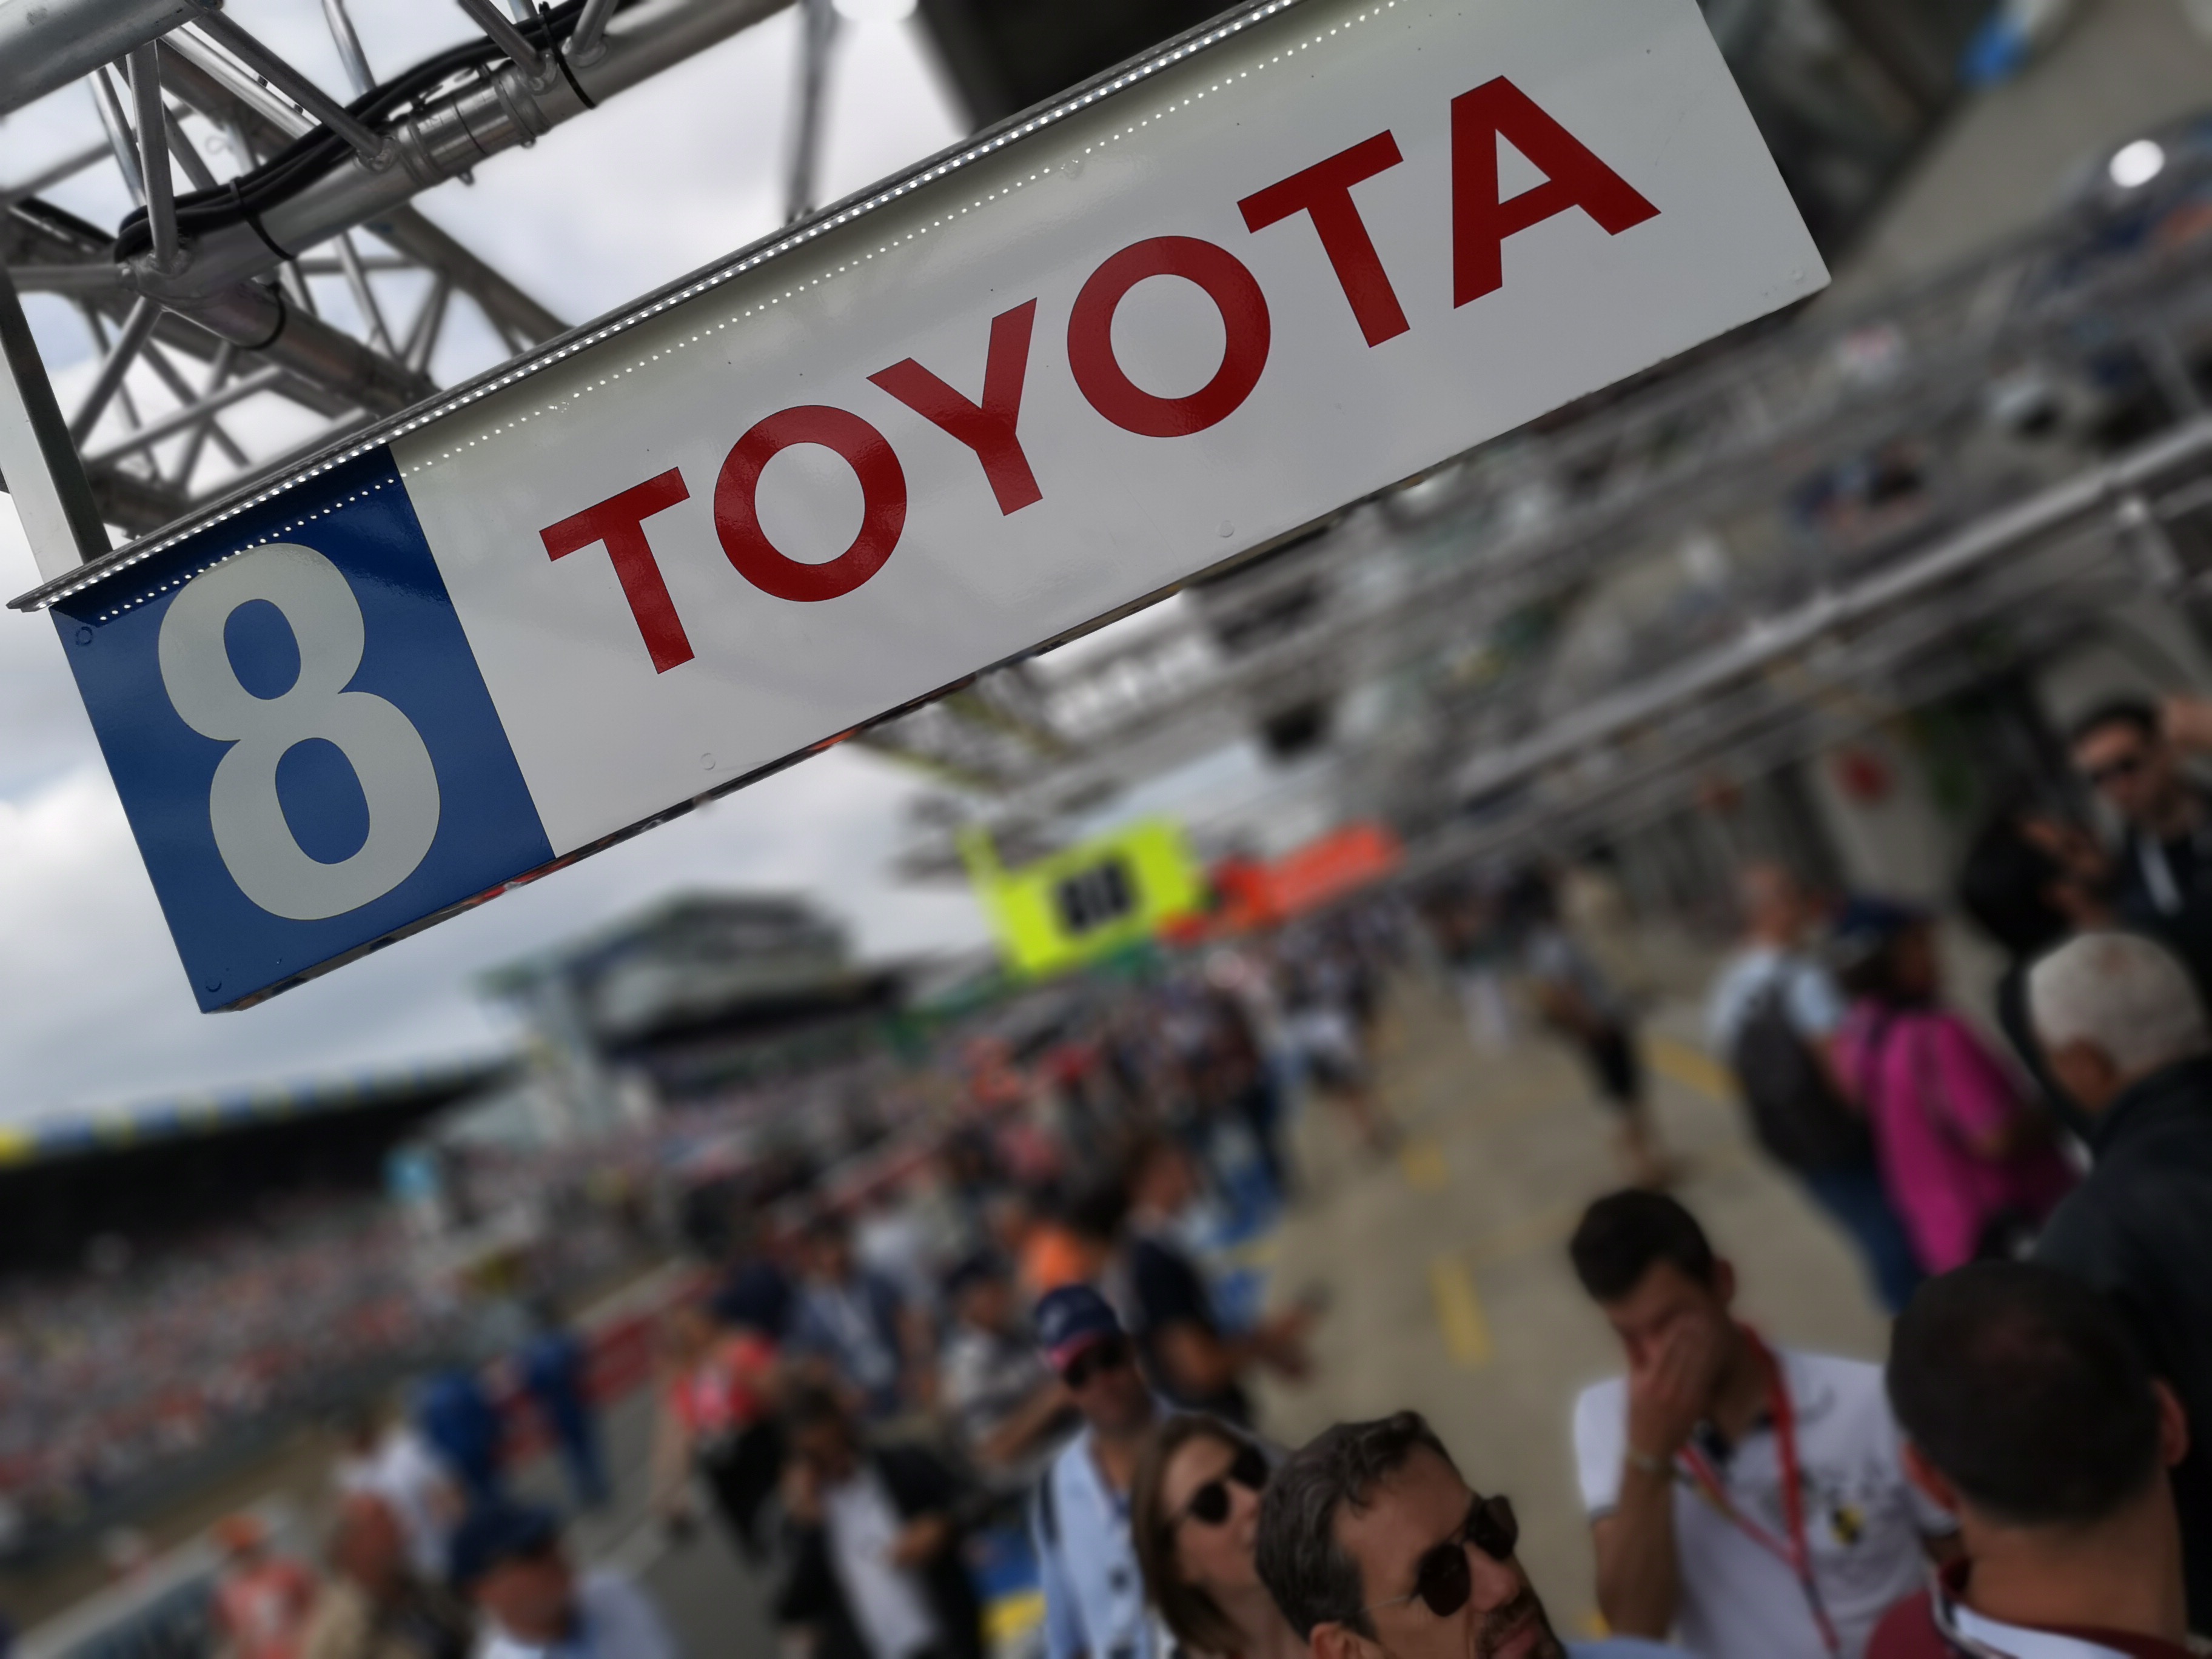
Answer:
[
  {"left": 1134, "top": 1415, "right": 1262, "bottom": 1656},
  {"left": 1255, "top": 1412, "right": 1456, "bottom": 1640},
  {"left": 783, "top": 1382, "right": 851, "bottom": 1438},
  {"left": 1066, "top": 1178, "right": 1130, "bottom": 1247},
  {"left": 1569, "top": 1190, "right": 1717, "bottom": 1302},
  {"left": 2068, "top": 696, "right": 2160, "bottom": 750},
  {"left": 1957, "top": 815, "right": 2070, "bottom": 961},
  {"left": 1888, "top": 1262, "right": 2163, "bottom": 1527}
]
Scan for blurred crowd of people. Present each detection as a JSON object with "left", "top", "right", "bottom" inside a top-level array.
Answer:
[
  {"left": 43, "top": 694, "right": 2212, "bottom": 1659},
  {"left": 0, "top": 1204, "right": 460, "bottom": 1543}
]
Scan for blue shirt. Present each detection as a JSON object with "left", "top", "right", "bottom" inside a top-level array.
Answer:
[
  {"left": 1033, "top": 1427, "right": 1157, "bottom": 1659},
  {"left": 1569, "top": 1643, "right": 1683, "bottom": 1658}
]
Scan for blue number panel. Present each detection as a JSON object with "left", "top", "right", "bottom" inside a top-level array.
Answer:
[{"left": 54, "top": 447, "right": 554, "bottom": 1011}]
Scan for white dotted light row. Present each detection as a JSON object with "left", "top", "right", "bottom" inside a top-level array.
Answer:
[
  {"left": 90, "top": 480, "right": 397, "bottom": 622},
  {"left": 411, "top": 0, "right": 1399, "bottom": 472},
  {"left": 33, "top": 0, "right": 1399, "bottom": 612}
]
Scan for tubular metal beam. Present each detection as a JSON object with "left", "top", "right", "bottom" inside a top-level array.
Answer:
[
  {"left": 0, "top": 142, "right": 113, "bottom": 210},
  {"left": 453, "top": 0, "right": 551, "bottom": 78},
  {"left": 129, "top": 0, "right": 794, "bottom": 305},
  {"left": 1449, "top": 416, "right": 2212, "bottom": 805},
  {"left": 320, "top": 0, "right": 375, "bottom": 94},
  {"left": 69, "top": 295, "right": 159, "bottom": 443},
  {"left": 82, "top": 364, "right": 286, "bottom": 464},
  {"left": 0, "top": 0, "right": 195, "bottom": 121},
  {"left": 92, "top": 64, "right": 145, "bottom": 203},
  {"left": 0, "top": 264, "right": 109, "bottom": 579},
  {"left": 569, "top": 0, "right": 621, "bottom": 63},
  {"left": 128, "top": 44, "right": 181, "bottom": 272},
  {"left": 181, "top": 6, "right": 393, "bottom": 166}
]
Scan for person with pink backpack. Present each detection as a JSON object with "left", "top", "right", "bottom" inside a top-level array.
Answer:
[{"left": 1828, "top": 897, "right": 2076, "bottom": 1273}]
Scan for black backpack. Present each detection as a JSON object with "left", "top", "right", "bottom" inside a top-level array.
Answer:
[{"left": 1730, "top": 977, "right": 1874, "bottom": 1171}]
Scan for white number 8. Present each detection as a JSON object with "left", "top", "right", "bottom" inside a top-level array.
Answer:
[{"left": 158, "top": 543, "right": 440, "bottom": 921}]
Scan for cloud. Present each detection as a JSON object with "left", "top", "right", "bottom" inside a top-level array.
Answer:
[{"left": 0, "top": 18, "right": 987, "bottom": 1125}]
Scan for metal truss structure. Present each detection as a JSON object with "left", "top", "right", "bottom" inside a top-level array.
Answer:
[
  {"left": 876, "top": 139, "right": 2212, "bottom": 876},
  {"left": 0, "top": 0, "right": 831, "bottom": 570},
  {"left": 12, "top": 0, "right": 2212, "bottom": 895}
]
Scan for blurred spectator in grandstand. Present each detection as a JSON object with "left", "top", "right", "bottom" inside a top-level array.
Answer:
[
  {"left": 987, "top": 1187, "right": 1101, "bottom": 1302},
  {"left": 1829, "top": 897, "right": 2074, "bottom": 1272},
  {"left": 451, "top": 1498, "right": 679, "bottom": 1659},
  {"left": 1196, "top": 973, "right": 1293, "bottom": 1208},
  {"left": 1513, "top": 871, "right": 1671, "bottom": 1190},
  {"left": 1441, "top": 882, "right": 1517, "bottom": 1052},
  {"left": 2027, "top": 930, "right": 2212, "bottom": 1627},
  {"left": 710, "top": 1224, "right": 795, "bottom": 1341},
  {"left": 1281, "top": 967, "right": 1394, "bottom": 1155},
  {"left": 1706, "top": 863, "right": 1919, "bottom": 1313},
  {"left": 335, "top": 1408, "right": 463, "bottom": 1584},
  {"left": 518, "top": 1302, "right": 608, "bottom": 1512},
  {"left": 301, "top": 1494, "right": 472, "bottom": 1659},
  {"left": 210, "top": 1512, "right": 317, "bottom": 1659},
  {"left": 1133, "top": 1415, "right": 1300, "bottom": 1659},
  {"left": 2070, "top": 697, "right": 2212, "bottom": 990},
  {"left": 1957, "top": 809, "right": 2114, "bottom": 1136},
  {"left": 1870, "top": 1262, "right": 2192, "bottom": 1659},
  {"left": 939, "top": 1251, "right": 1072, "bottom": 1492},
  {"left": 652, "top": 1302, "right": 782, "bottom": 1565},
  {"left": 777, "top": 1385, "right": 982, "bottom": 1659},
  {"left": 1122, "top": 1136, "right": 1313, "bottom": 1427},
  {"left": 1568, "top": 1190, "right": 1954, "bottom": 1659},
  {"left": 1033, "top": 1285, "right": 1163, "bottom": 1659},
  {"left": 789, "top": 1215, "right": 933, "bottom": 1422},
  {"left": 1253, "top": 1410, "right": 1677, "bottom": 1659},
  {"left": 415, "top": 1368, "right": 504, "bottom": 1507}
]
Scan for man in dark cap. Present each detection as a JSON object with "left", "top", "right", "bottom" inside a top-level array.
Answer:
[
  {"left": 1031, "top": 1285, "right": 1162, "bottom": 1659},
  {"left": 449, "top": 1500, "right": 677, "bottom": 1659}
]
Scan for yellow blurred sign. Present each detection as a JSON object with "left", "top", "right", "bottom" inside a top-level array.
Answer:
[{"left": 961, "top": 818, "right": 1205, "bottom": 978}]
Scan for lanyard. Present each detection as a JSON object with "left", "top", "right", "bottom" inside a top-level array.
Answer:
[{"left": 1674, "top": 1328, "right": 1843, "bottom": 1659}]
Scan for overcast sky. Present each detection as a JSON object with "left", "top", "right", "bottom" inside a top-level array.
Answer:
[{"left": 0, "top": 1, "right": 997, "bottom": 1127}]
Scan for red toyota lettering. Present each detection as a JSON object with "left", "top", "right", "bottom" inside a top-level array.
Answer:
[
  {"left": 1067, "top": 236, "right": 1272, "bottom": 437},
  {"left": 1451, "top": 76, "right": 1659, "bottom": 307},
  {"left": 869, "top": 300, "right": 1044, "bottom": 516},
  {"left": 1238, "top": 131, "right": 1409, "bottom": 347},
  {"left": 714, "top": 405, "right": 908, "bottom": 603},
  {"left": 539, "top": 469, "right": 695, "bottom": 674}
]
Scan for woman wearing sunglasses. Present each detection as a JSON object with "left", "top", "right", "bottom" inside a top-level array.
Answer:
[{"left": 1134, "top": 1416, "right": 1304, "bottom": 1659}]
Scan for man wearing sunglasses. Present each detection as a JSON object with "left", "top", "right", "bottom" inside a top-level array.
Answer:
[
  {"left": 1569, "top": 1192, "right": 1956, "bottom": 1659},
  {"left": 1254, "top": 1411, "right": 1678, "bottom": 1659},
  {"left": 1032, "top": 1285, "right": 1167, "bottom": 1659},
  {"left": 2070, "top": 698, "right": 2212, "bottom": 990}
]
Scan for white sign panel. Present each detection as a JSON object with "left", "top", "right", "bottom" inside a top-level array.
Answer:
[{"left": 39, "top": 0, "right": 1824, "bottom": 1008}]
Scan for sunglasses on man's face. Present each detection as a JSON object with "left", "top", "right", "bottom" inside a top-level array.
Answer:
[
  {"left": 1175, "top": 1444, "right": 1270, "bottom": 1530},
  {"left": 1064, "top": 1336, "right": 1133, "bottom": 1390},
  {"left": 2086, "top": 751, "right": 2148, "bottom": 787},
  {"left": 1353, "top": 1493, "right": 1520, "bottom": 1622}
]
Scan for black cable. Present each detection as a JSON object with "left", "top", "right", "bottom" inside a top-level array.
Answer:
[{"left": 113, "top": 0, "right": 627, "bottom": 261}]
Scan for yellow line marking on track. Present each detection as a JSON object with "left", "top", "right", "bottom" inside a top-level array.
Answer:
[
  {"left": 1400, "top": 1138, "right": 1449, "bottom": 1191},
  {"left": 1429, "top": 1253, "right": 1493, "bottom": 1367},
  {"left": 1646, "top": 1033, "right": 1734, "bottom": 1102}
]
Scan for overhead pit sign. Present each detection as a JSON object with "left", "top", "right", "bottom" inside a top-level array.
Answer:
[{"left": 25, "top": 0, "right": 1823, "bottom": 1010}]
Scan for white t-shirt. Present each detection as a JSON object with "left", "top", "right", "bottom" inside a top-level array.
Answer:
[
  {"left": 1705, "top": 947, "right": 1845, "bottom": 1059},
  {"left": 823, "top": 1466, "right": 942, "bottom": 1659},
  {"left": 336, "top": 1427, "right": 454, "bottom": 1580},
  {"left": 1573, "top": 1346, "right": 1952, "bottom": 1659},
  {"left": 477, "top": 1568, "right": 680, "bottom": 1659}
]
